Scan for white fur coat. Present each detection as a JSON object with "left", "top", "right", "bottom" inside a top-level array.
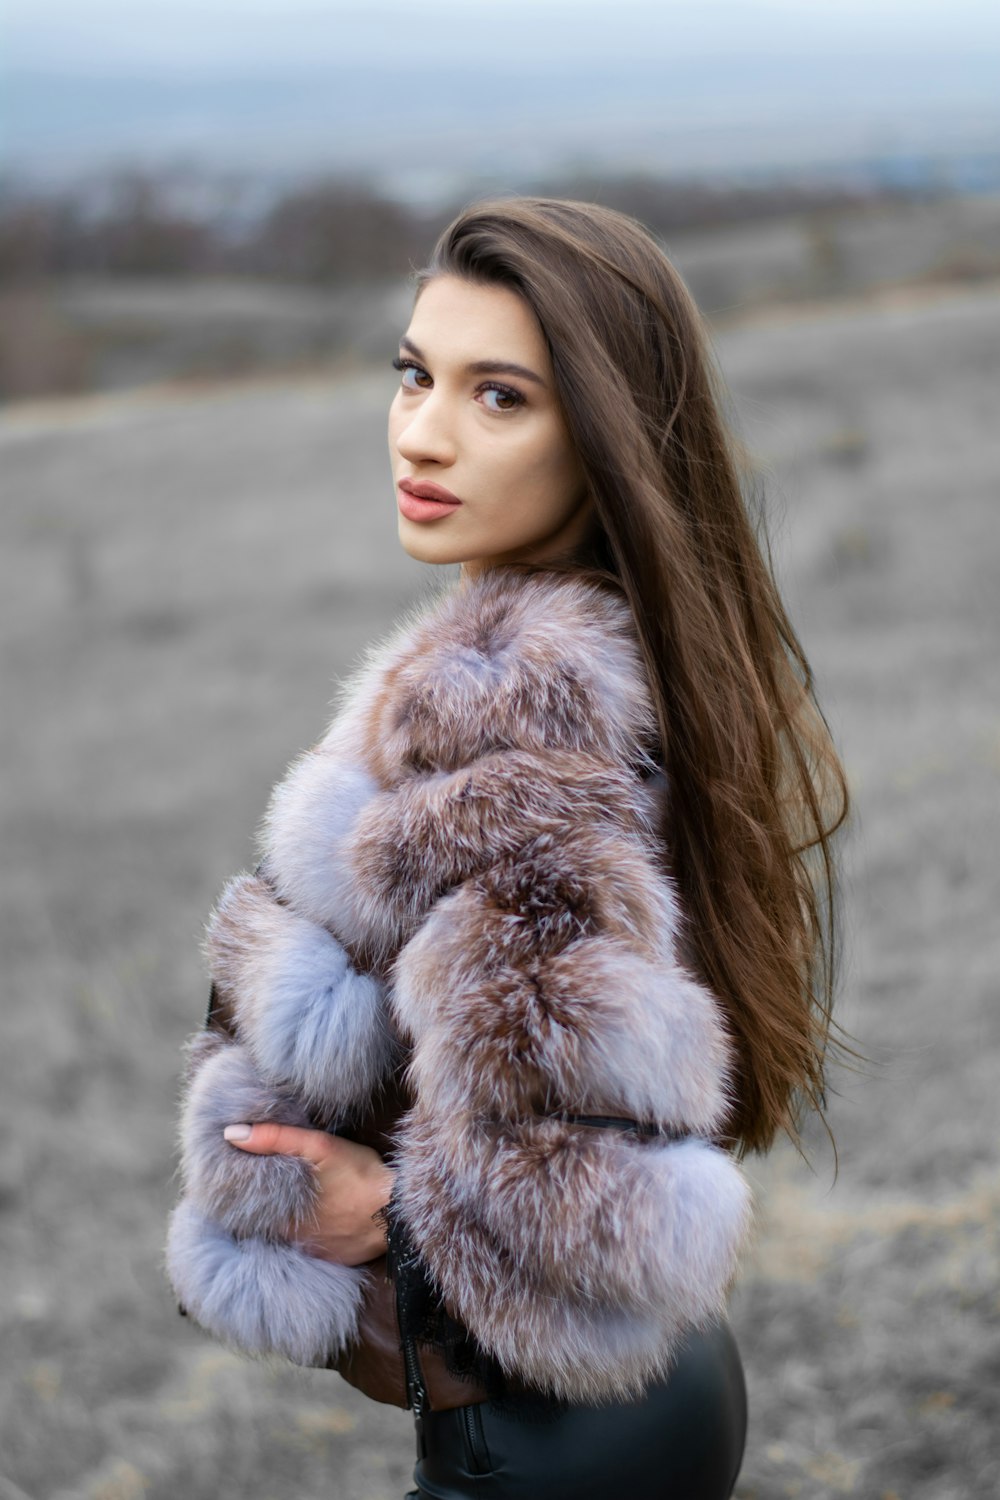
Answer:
[{"left": 165, "top": 565, "right": 753, "bottom": 1404}]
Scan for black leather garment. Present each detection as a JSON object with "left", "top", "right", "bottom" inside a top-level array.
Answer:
[{"left": 405, "top": 1318, "right": 747, "bottom": 1500}]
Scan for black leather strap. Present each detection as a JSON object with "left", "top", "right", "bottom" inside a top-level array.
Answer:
[
  {"left": 203, "top": 981, "right": 223, "bottom": 1030},
  {"left": 549, "top": 1112, "right": 670, "bottom": 1138}
]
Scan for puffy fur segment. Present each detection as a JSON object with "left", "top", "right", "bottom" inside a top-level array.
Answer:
[
  {"left": 467, "top": 1283, "right": 678, "bottom": 1406},
  {"left": 389, "top": 821, "right": 680, "bottom": 1019},
  {"left": 166, "top": 1199, "right": 367, "bottom": 1365},
  {"left": 361, "top": 570, "right": 661, "bottom": 782},
  {"left": 397, "top": 932, "right": 733, "bottom": 1130},
  {"left": 178, "top": 1038, "right": 318, "bottom": 1241},
  {"left": 205, "top": 872, "right": 397, "bottom": 1109},
  {"left": 259, "top": 754, "right": 382, "bottom": 956},
  {"left": 344, "top": 750, "right": 661, "bottom": 967},
  {"left": 180, "top": 1025, "right": 228, "bottom": 1087},
  {"left": 393, "top": 1109, "right": 752, "bottom": 1404},
  {"left": 390, "top": 821, "right": 729, "bottom": 1129}
]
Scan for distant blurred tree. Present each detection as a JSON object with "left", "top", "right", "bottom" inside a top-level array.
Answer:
[
  {"left": 0, "top": 167, "right": 904, "bottom": 288},
  {"left": 528, "top": 170, "right": 876, "bottom": 237},
  {"left": 0, "top": 196, "right": 80, "bottom": 281},
  {"left": 88, "top": 171, "right": 214, "bottom": 275},
  {"left": 0, "top": 166, "right": 961, "bottom": 402},
  {"left": 804, "top": 209, "right": 849, "bottom": 298},
  {"left": 252, "top": 179, "right": 431, "bottom": 282},
  {"left": 0, "top": 172, "right": 213, "bottom": 281}
]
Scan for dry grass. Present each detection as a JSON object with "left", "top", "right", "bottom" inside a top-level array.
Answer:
[{"left": 1, "top": 277, "right": 997, "bottom": 1499}]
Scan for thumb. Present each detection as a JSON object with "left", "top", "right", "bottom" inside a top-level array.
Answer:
[{"left": 223, "top": 1121, "right": 336, "bottom": 1165}]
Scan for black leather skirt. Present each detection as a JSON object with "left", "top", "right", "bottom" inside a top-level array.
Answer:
[{"left": 406, "top": 1318, "right": 747, "bottom": 1500}]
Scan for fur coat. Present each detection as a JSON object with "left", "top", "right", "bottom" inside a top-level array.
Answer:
[{"left": 164, "top": 564, "right": 753, "bottom": 1405}]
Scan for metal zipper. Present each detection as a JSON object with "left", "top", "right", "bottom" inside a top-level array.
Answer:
[
  {"left": 401, "top": 1324, "right": 427, "bottom": 1420},
  {"left": 461, "top": 1401, "right": 491, "bottom": 1475},
  {"left": 391, "top": 1262, "right": 426, "bottom": 1419},
  {"left": 383, "top": 1196, "right": 428, "bottom": 1421}
]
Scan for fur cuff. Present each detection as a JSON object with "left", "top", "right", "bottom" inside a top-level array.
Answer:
[
  {"left": 165, "top": 1199, "right": 368, "bottom": 1365},
  {"left": 393, "top": 1110, "right": 752, "bottom": 1403}
]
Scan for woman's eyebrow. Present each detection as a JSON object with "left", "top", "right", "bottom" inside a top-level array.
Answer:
[{"left": 399, "top": 335, "right": 547, "bottom": 388}]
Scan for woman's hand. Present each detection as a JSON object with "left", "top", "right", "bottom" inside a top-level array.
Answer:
[{"left": 223, "top": 1122, "right": 393, "bottom": 1266}]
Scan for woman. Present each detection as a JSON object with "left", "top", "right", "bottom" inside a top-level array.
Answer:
[{"left": 165, "top": 196, "right": 849, "bottom": 1499}]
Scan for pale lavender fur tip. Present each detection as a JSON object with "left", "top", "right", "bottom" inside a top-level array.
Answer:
[{"left": 165, "top": 1199, "right": 368, "bottom": 1366}]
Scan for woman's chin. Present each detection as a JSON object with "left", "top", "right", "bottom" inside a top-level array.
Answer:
[{"left": 396, "top": 522, "right": 473, "bottom": 570}]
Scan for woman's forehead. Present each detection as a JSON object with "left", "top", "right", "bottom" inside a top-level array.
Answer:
[{"left": 405, "top": 275, "right": 549, "bottom": 373}]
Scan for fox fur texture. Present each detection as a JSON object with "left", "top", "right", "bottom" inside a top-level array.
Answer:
[{"left": 165, "top": 565, "right": 753, "bottom": 1403}]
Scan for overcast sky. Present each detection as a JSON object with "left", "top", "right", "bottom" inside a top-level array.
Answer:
[
  {"left": 5, "top": 1, "right": 998, "bottom": 189},
  {"left": 7, "top": 0, "right": 1000, "bottom": 73}
]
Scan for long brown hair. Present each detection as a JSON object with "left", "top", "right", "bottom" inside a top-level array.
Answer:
[{"left": 415, "top": 195, "right": 850, "bottom": 1157}]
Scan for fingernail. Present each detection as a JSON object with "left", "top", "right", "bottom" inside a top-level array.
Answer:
[{"left": 224, "top": 1124, "right": 252, "bottom": 1142}]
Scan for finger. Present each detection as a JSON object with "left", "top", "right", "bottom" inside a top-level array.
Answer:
[{"left": 222, "top": 1121, "right": 336, "bottom": 1164}]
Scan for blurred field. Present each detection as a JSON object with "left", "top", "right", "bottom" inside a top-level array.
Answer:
[
  {"left": 5, "top": 192, "right": 1000, "bottom": 400},
  {"left": 1, "top": 271, "right": 997, "bottom": 1499}
]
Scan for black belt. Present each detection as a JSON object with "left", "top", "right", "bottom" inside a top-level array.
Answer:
[{"left": 548, "top": 1112, "right": 673, "bottom": 1139}]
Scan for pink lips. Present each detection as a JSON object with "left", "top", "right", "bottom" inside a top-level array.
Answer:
[{"left": 397, "top": 478, "right": 462, "bottom": 523}]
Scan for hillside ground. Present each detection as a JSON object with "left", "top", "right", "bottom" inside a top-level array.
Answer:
[{"left": 1, "top": 274, "right": 997, "bottom": 1500}]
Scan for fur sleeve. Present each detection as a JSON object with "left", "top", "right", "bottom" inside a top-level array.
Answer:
[
  {"left": 387, "top": 812, "right": 753, "bottom": 1404},
  {"left": 163, "top": 1028, "right": 372, "bottom": 1366},
  {"left": 163, "top": 862, "right": 398, "bottom": 1367}
]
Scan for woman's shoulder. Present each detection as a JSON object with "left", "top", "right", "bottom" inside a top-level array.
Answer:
[{"left": 327, "top": 565, "right": 660, "bottom": 774}]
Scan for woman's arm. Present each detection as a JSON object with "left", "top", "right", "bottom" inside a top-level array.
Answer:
[
  {"left": 381, "top": 802, "right": 753, "bottom": 1405},
  {"left": 165, "top": 880, "right": 397, "bottom": 1365}
]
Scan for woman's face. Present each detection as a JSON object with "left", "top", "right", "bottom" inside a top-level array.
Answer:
[{"left": 388, "top": 274, "right": 593, "bottom": 579}]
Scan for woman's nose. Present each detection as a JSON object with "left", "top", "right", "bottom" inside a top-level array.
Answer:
[{"left": 392, "top": 392, "right": 457, "bottom": 466}]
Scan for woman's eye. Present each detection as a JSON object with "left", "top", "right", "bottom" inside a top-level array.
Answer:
[
  {"left": 480, "top": 383, "right": 524, "bottom": 414},
  {"left": 391, "top": 358, "right": 523, "bottom": 413},
  {"left": 391, "top": 357, "right": 431, "bottom": 390}
]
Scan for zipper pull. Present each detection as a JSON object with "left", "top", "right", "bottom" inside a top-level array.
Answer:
[{"left": 402, "top": 1327, "right": 428, "bottom": 1418}]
